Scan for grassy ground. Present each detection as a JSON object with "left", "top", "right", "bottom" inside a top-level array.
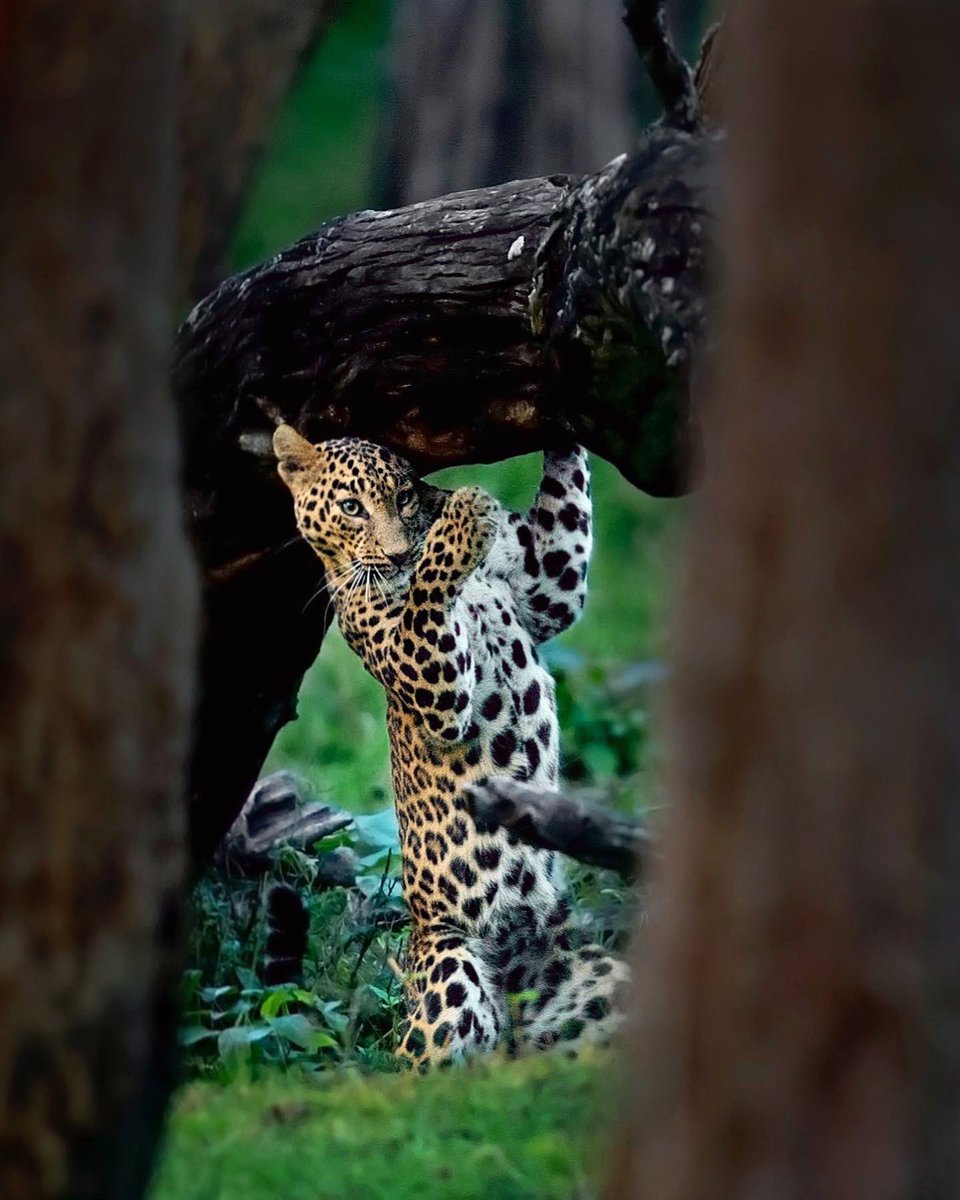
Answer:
[{"left": 153, "top": 1053, "right": 612, "bottom": 1200}]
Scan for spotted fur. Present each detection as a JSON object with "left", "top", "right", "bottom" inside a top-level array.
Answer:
[{"left": 275, "top": 425, "right": 628, "bottom": 1068}]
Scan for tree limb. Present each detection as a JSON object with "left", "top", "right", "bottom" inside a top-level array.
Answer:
[
  {"left": 219, "top": 771, "right": 355, "bottom": 877},
  {"left": 466, "top": 777, "right": 652, "bottom": 879},
  {"left": 623, "top": 0, "right": 701, "bottom": 131}
]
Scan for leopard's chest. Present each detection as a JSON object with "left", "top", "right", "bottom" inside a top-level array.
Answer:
[{"left": 381, "top": 546, "right": 564, "bottom": 931}]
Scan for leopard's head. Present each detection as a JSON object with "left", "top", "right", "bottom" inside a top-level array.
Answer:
[{"left": 274, "top": 425, "right": 443, "bottom": 594}]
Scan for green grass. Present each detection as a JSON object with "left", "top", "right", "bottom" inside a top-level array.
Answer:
[{"left": 153, "top": 1053, "right": 612, "bottom": 1200}]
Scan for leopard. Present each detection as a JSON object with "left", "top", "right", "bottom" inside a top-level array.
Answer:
[{"left": 274, "top": 423, "right": 629, "bottom": 1069}]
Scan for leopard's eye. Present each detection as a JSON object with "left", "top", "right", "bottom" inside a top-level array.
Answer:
[
  {"left": 340, "top": 497, "right": 364, "bottom": 518},
  {"left": 397, "top": 486, "right": 417, "bottom": 511}
]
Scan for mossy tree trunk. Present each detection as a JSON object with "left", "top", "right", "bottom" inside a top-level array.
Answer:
[
  {"left": 612, "top": 0, "right": 960, "bottom": 1195},
  {"left": 0, "top": 4, "right": 198, "bottom": 1198}
]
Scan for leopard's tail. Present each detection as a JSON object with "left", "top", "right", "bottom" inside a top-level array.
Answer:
[{"left": 262, "top": 884, "right": 309, "bottom": 986}]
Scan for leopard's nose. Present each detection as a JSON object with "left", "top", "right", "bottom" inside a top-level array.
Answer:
[{"left": 386, "top": 549, "right": 412, "bottom": 568}]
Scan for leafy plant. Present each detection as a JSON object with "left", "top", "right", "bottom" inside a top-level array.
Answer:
[{"left": 181, "top": 812, "right": 408, "bottom": 1079}]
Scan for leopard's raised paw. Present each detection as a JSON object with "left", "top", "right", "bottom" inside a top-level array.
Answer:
[{"left": 427, "top": 486, "right": 499, "bottom": 573}]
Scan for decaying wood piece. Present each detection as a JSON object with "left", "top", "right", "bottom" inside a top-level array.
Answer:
[
  {"left": 176, "top": 2, "right": 719, "bottom": 862},
  {"left": 0, "top": 4, "right": 197, "bottom": 1197},
  {"left": 466, "top": 777, "right": 652, "bottom": 879}
]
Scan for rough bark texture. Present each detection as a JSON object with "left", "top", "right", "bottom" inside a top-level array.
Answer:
[
  {"left": 179, "top": 0, "right": 341, "bottom": 302},
  {"left": 0, "top": 5, "right": 197, "bottom": 1199},
  {"left": 624, "top": 0, "right": 700, "bottom": 132},
  {"left": 466, "top": 777, "right": 650, "bottom": 879},
  {"left": 176, "top": 115, "right": 717, "bottom": 861},
  {"left": 611, "top": 1, "right": 960, "bottom": 1197},
  {"left": 381, "top": 0, "right": 638, "bottom": 207}
]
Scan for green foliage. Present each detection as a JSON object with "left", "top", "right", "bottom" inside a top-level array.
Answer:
[
  {"left": 182, "top": 800, "right": 633, "bottom": 1079},
  {"left": 182, "top": 810, "right": 410, "bottom": 1078},
  {"left": 153, "top": 1053, "right": 613, "bottom": 1200}
]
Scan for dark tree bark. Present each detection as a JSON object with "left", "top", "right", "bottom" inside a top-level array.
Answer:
[
  {"left": 0, "top": 6, "right": 197, "bottom": 1199},
  {"left": 179, "top": 0, "right": 341, "bottom": 302},
  {"left": 381, "top": 0, "right": 638, "bottom": 207},
  {"left": 176, "top": 115, "right": 716, "bottom": 860},
  {"left": 611, "top": 1, "right": 960, "bottom": 1196}
]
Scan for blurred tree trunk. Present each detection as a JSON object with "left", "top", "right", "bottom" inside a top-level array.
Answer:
[
  {"left": 0, "top": 5, "right": 197, "bottom": 1199},
  {"left": 611, "top": 0, "right": 960, "bottom": 1197},
  {"left": 179, "top": 0, "right": 341, "bottom": 302},
  {"left": 382, "top": 0, "right": 638, "bottom": 205}
]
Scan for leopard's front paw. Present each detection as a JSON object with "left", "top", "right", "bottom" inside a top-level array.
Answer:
[{"left": 429, "top": 486, "right": 499, "bottom": 578}]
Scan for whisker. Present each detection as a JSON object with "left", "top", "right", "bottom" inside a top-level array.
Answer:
[
  {"left": 327, "top": 567, "right": 361, "bottom": 626},
  {"left": 301, "top": 577, "right": 329, "bottom": 618},
  {"left": 304, "top": 563, "right": 355, "bottom": 621}
]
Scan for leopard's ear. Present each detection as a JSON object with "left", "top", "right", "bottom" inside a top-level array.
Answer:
[{"left": 274, "top": 424, "right": 317, "bottom": 489}]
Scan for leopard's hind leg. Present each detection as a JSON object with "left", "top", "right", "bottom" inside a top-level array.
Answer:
[
  {"left": 518, "top": 944, "right": 630, "bottom": 1055},
  {"left": 396, "top": 924, "right": 507, "bottom": 1070}
]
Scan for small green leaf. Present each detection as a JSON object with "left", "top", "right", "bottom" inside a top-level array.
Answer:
[
  {"left": 234, "top": 966, "right": 260, "bottom": 991},
  {"left": 268, "top": 1014, "right": 338, "bottom": 1052},
  {"left": 261, "top": 987, "right": 298, "bottom": 1019},
  {"left": 216, "top": 1024, "right": 271, "bottom": 1058},
  {"left": 351, "top": 808, "right": 400, "bottom": 853},
  {"left": 198, "top": 985, "right": 235, "bottom": 1004},
  {"left": 178, "top": 1027, "right": 216, "bottom": 1047}
]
